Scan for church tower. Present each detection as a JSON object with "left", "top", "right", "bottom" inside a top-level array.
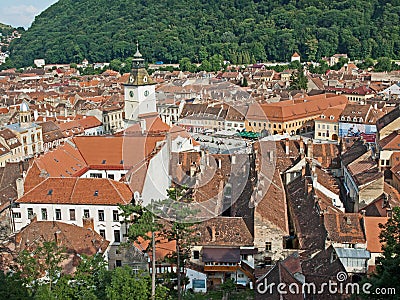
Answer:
[
  {"left": 124, "top": 42, "right": 157, "bottom": 125},
  {"left": 19, "top": 100, "right": 32, "bottom": 128}
]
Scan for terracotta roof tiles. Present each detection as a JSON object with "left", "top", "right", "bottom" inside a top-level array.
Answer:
[{"left": 17, "top": 177, "right": 132, "bottom": 205}]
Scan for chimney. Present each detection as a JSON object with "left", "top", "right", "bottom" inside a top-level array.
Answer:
[
  {"left": 285, "top": 138, "right": 290, "bottom": 155},
  {"left": 30, "top": 214, "right": 37, "bottom": 223},
  {"left": 54, "top": 230, "right": 62, "bottom": 247},
  {"left": 16, "top": 178, "right": 24, "bottom": 199},
  {"left": 307, "top": 139, "right": 313, "bottom": 158},
  {"left": 231, "top": 155, "right": 236, "bottom": 165},
  {"left": 386, "top": 207, "right": 392, "bottom": 218},
  {"left": 218, "top": 158, "right": 222, "bottom": 169},
  {"left": 64, "top": 107, "right": 68, "bottom": 117},
  {"left": 211, "top": 226, "right": 216, "bottom": 242},
  {"left": 299, "top": 137, "right": 304, "bottom": 157},
  {"left": 140, "top": 119, "right": 146, "bottom": 135},
  {"left": 82, "top": 217, "right": 94, "bottom": 231}
]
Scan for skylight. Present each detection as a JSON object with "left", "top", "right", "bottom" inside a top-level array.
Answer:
[{"left": 47, "top": 189, "right": 53, "bottom": 195}]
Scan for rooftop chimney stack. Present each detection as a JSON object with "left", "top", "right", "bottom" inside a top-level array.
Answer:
[{"left": 285, "top": 138, "right": 290, "bottom": 155}]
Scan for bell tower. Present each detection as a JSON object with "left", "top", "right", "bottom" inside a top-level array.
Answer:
[
  {"left": 124, "top": 42, "right": 157, "bottom": 125},
  {"left": 19, "top": 100, "right": 32, "bottom": 128}
]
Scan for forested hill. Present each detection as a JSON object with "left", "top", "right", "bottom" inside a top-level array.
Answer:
[{"left": 5, "top": 0, "right": 400, "bottom": 68}]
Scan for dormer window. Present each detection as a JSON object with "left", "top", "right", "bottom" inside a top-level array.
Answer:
[
  {"left": 353, "top": 117, "right": 357, "bottom": 122},
  {"left": 330, "top": 115, "right": 334, "bottom": 120},
  {"left": 347, "top": 116, "right": 351, "bottom": 121},
  {"left": 359, "top": 117, "right": 363, "bottom": 122},
  {"left": 341, "top": 116, "right": 345, "bottom": 121},
  {"left": 321, "top": 115, "right": 326, "bottom": 119}
]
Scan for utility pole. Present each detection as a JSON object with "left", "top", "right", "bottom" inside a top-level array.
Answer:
[
  {"left": 151, "top": 214, "right": 156, "bottom": 300},
  {"left": 176, "top": 227, "right": 181, "bottom": 300}
]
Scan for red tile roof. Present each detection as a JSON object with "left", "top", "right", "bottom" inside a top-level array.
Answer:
[
  {"left": 324, "top": 213, "right": 365, "bottom": 244},
  {"left": 17, "top": 177, "right": 132, "bottom": 205},
  {"left": 247, "top": 94, "right": 348, "bottom": 122},
  {"left": 73, "top": 136, "right": 164, "bottom": 170},
  {"left": 364, "top": 217, "right": 388, "bottom": 253}
]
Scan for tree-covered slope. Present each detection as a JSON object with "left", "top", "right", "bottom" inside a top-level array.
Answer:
[{"left": 6, "top": 0, "right": 400, "bottom": 67}]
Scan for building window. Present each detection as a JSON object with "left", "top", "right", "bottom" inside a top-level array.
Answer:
[
  {"left": 113, "top": 210, "right": 119, "bottom": 222},
  {"left": 69, "top": 209, "right": 76, "bottom": 221},
  {"left": 100, "top": 229, "right": 106, "bottom": 239},
  {"left": 27, "top": 208, "right": 34, "bottom": 219},
  {"left": 193, "top": 250, "right": 200, "bottom": 259},
  {"left": 98, "top": 210, "right": 105, "bottom": 221},
  {"left": 55, "top": 209, "right": 61, "bottom": 220},
  {"left": 116, "top": 260, "right": 122, "bottom": 267},
  {"left": 41, "top": 208, "right": 47, "bottom": 220},
  {"left": 264, "top": 257, "right": 272, "bottom": 265},
  {"left": 84, "top": 209, "right": 90, "bottom": 218},
  {"left": 13, "top": 212, "right": 21, "bottom": 219},
  {"left": 265, "top": 241, "right": 272, "bottom": 251},
  {"left": 114, "top": 230, "right": 121, "bottom": 243},
  {"left": 90, "top": 173, "right": 102, "bottom": 178},
  {"left": 108, "top": 174, "right": 115, "bottom": 180}
]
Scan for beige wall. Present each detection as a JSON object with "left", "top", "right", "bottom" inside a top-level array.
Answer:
[
  {"left": 253, "top": 212, "right": 286, "bottom": 263},
  {"left": 246, "top": 116, "right": 315, "bottom": 135},
  {"left": 358, "top": 177, "right": 384, "bottom": 210},
  {"left": 378, "top": 118, "right": 400, "bottom": 140},
  {"left": 314, "top": 120, "right": 339, "bottom": 140}
]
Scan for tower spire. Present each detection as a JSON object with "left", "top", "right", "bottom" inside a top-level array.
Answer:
[{"left": 134, "top": 40, "right": 142, "bottom": 58}]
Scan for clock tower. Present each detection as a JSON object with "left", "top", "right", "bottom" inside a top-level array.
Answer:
[{"left": 124, "top": 42, "right": 157, "bottom": 125}]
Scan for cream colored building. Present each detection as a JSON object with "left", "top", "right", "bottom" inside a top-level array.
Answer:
[
  {"left": 6, "top": 101, "right": 43, "bottom": 159},
  {"left": 245, "top": 94, "right": 348, "bottom": 136},
  {"left": 314, "top": 104, "right": 346, "bottom": 141}
]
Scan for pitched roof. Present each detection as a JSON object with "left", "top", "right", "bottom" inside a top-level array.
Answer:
[
  {"left": 73, "top": 135, "right": 163, "bottom": 169},
  {"left": 14, "top": 220, "right": 109, "bottom": 274},
  {"left": 364, "top": 217, "right": 388, "bottom": 253},
  {"left": 255, "top": 163, "right": 289, "bottom": 234},
  {"left": 194, "top": 217, "right": 253, "bottom": 247},
  {"left": 16, "top": 220, "right": 109, "bottom": 255},
  {"left": 34, "top": 142, "right": 87, "bottom": 177},
  {"left": 247, "top": 94, "right": 348, "bottom": 122},
  {"left": 379, "top": 130, "right": 400, "bottom": 150},
  {"left": 376, "top": 106, "right": 400, "bottom": 131},
  {"left": 324, "top": 213, "right": 365, "bottom": 244},
  {"left": 347, "top": 151, "right": 382, "bottom": 186},
  {"left": 17, "top": 177, "right": 132, "bottom": 205}
]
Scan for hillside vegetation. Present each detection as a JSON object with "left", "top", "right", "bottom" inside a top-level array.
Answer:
[{"left": 5, "top": 0, "right": 400, "bottom": 67}]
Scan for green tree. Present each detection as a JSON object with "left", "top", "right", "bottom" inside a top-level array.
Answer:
[
  {"left": 374, "top": 57, "right": 393, "bottom": 72},
  {"left": 0, "top": 272, "right": 31, "bottom": 300},
  {"left": 209, "top": 54, "right": 224, "bottom": 71},
  {"left": 157, "top": 186, "right": 198, "bottom": 300},
  {"left": 290, "top": 68, "right": 308, "bottom": 91},
  {"left": 16, "top": 241, "right": 65, "bottom": 294},
  {"left": 119, "top": 203, "right": 162, "bottom": 300},
  {"left": 106, "top": 267, "right": 151, "bottom": 300}
]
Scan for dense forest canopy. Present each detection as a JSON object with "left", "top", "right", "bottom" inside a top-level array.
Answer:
[
  {"left": 5, "top": 0, "right": 400, "bottom": 68},
  {"left": 0, "top": 23, "right": 15, "bottom": 36}
]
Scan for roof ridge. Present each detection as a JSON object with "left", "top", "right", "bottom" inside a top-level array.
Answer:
[
  {"left": 70, "top": 177, "right": 79, "bottom": 203},
  {"left": 108, "top": 179, "right": 129, "bottom": 204}
]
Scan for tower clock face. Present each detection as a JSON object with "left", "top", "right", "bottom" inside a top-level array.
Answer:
[
  {"left": 129, "top": 91, "right": 134, "bottom": 98},
  {"left": 144, "top": 90, "right": 149, "bottom": 96}
]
